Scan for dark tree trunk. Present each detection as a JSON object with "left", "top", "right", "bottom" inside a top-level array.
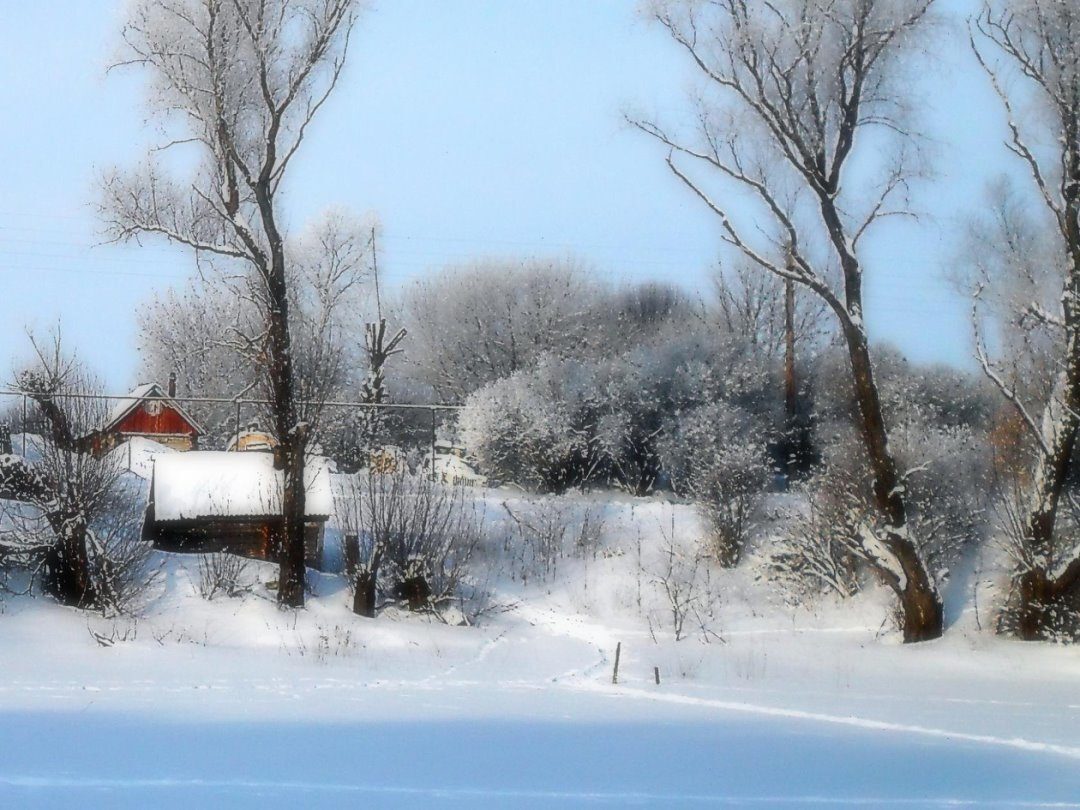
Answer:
[
  {"left": 843, "top": 320, "right": 944, "bottom": 643},
  {"left": 400, "top": 575, "right": 432, "bottom": 612},
  {"left": 814, "top": 186, "right": 944, "bottom": 642},
  {"left": 42, "top": 519, "right": 96, "bottom": 608},
  {"left": 353, "top": 569, "right": 377, "bottom": 618},
  {"left": 276, "top": 425, "right": 309, "bottom": 608},
  {"left": 251, "top": 177, "right": 308, "bottom": 609}
]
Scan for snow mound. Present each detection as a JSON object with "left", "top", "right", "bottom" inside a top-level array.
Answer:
[{"left": 107, "top": 436, "right": 176, "bottom": 481}]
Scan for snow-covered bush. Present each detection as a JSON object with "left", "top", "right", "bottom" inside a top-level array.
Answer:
[
  {"left": 459, "top": 359, "right": 601, "bottom": 493},
  {"left": 86, "top": 481, "right": 159, "bottom": 616},
  {"left": 764, "top": 486, "right": 864, "bottom": 603},
  {"left": 774, "top": 418, "right": 989, "bottom": 606},
  {"left": 2, "top": 336, "right": 157, "bottom": 614},
  {"left": 659, "top": 403, "right": 772, "bottom": 567}
]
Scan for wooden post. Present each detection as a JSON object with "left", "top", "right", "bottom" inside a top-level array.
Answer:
[
  {"left": 654, "top": 666, "right": 661, "bottom": 686},
  {"left": 612, "top": 642, "right": 622, "bottom": 685}
]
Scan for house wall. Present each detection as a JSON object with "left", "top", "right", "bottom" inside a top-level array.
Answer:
[
  {"left": 89, "top": 402, "right": 199, "bottom": 456},
  {"left": 115, "top": 403, "right": 196, "bottom": 441},
  {"left": 147, "top": 517, "right": 325, "bottom": 570}
]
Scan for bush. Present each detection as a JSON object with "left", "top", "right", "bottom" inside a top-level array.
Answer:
[
  {"left": 498, "top": 498, "right": 607, "bottom": 584},
  {"left": 334, "top": 469, "right": 485, "bottom": 620},
  {"left": 459, "top": 359, "right": 601, "bottom": 493},
  {"left": 197, "top": 553, "right": 250, "bottom": 600},
  {"left": 764, "top": 484, "right": 864, "bottom": 603},
  {"left": 659, "top": 403, "right": 771, "bottom": 567}
]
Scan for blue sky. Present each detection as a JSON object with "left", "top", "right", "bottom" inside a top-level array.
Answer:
[{"left": 1, "top": 0, "right": 1006, "bottom": 390}]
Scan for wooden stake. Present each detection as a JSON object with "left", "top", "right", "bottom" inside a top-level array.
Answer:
[
  {"left": 612, "top": 642, "right": 622, "bottom": 685},
  {"left": 654, "top": 666, "right": 661, "bottom": 686}
]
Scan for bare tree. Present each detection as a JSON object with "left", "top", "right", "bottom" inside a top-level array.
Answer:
[
  {"left": 633, "top": 0, "right": 943, "bottom": 641},
  {"left": 334, "top": 470, "right": 482, "bottom": 618},
  {"left": 102, "top": 0, "right": 362, "bottom": 606},
  {"left": 970, "top": 2, "right": 1080, "bottom": 639},
  {"left": 712, "top": 261, "right": 828, "bottom": 360},
  {"left": 357, "top": 319, "right": 407, "bottom": 452},
  {"left": 1, "top": 334, "right": 150, "bottom": 613}
]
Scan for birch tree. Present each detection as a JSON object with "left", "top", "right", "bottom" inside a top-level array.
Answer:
[
  {"left": 101, "top": 0, "right": 362, "bottom": 606},
  {"left": 634, "top": 0, "right": 943, "bottom": 641},
  {"left": 970, "top": 1, "right": 1080, "bottom": 640}
]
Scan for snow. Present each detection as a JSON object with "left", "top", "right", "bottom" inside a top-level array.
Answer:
[
  {"left": 152, "top": 451, "right": 334, "bottom": 520},
  {"left": 431, "top": 453, "right": 487, "bottom": 486},
  {"left": 0, "top": 491, "right": 1079, "bottom": 807},
  {"left": 9, "top": 433, "right": 43, "bottom": 462},
  {"left": 104, "top": 382, "right": 161, "bottom": 428},
  {"left": 106, "top": 436, "right": 175, "bottom": 481}
]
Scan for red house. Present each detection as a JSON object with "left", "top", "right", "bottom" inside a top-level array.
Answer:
[{"left": 85, "top": 378, "right": 205, "bottom": 456}]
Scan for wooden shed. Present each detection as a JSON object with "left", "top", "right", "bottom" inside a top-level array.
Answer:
[{"left": 143, "top": 451, "right": 332, "bottom": 568}]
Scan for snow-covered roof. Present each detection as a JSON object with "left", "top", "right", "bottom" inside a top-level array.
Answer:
[
  {"left": 103, "top": 383, "right": 205, "bottom": 436},
  {"left": 432, "top": 454, "right": 487, "bottom": 486},
  {"left": 152, "top": 451, "right": 333, "bottom": 522},
  {"left": 106, "top": 436, "right": 175, "bottom": 481}
]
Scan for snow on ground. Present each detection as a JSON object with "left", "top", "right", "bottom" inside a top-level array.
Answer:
[{"left": 1, "top": 486, "right": 1080, "bottom": 808}]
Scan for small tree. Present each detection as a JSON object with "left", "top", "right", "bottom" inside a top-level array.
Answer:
[{"left": 1, "top": 334, "right": 151, "bottom": 613}]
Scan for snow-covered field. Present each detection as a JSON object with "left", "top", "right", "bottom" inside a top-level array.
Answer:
[{"left": 2, "top": 487, "right": 1080, "bottom": 808}]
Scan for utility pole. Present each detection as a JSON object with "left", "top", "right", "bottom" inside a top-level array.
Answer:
[{"left": 371, "top": 225, "right": 383, "bottom": 322}]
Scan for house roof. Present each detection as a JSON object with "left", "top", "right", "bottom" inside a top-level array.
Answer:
[
  {"left": 103, "top": 383, "right": 205, "bottom": 436},
  {"left": 151, "top": 451, "right": 334, "bottom": 522}
]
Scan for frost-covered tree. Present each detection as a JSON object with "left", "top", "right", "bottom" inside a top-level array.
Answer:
[
  {"left": 399, "top": 259, "right": 598, "bottom": 402},
  {"left": 1, "top": 335, "right": 148, "bottom": 612},
  {"left": 459, "top": 358, "right": 603, "bottom": 493},
  {"left": 102, "top": 0, "right": 363, "bottom": 606},
  {"left": 137, "top": 211, "right": 374, "bottom": 450},
  {"left": 970, "top": 1, "right": 1080, "bottom": 639},
  {"left": 634, "top": 0, "right": 944, "bottom": 642}
]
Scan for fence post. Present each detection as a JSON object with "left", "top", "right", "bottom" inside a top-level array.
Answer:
[
  {"left": 612, "top": 642, "right": 622, "bottom": 685},
  {"left": 21, "top": 394, "right": 27, "bottom": 456},
  {"left": 234, "top": 399, "right": 242, "bottom": 451},
  {"left": 430, "top": 407, "right": 437, "bottom": 481}
]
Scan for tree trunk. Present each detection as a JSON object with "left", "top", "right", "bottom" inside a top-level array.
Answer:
[
  {"left": 254, "top": 178, "right": 307, "bottom": 609},
  {"left": 353, "top": 569, "right": 377, "bottom": 618},
  {"left": 1009, "top": 138, "right": 1080, "bottom": 640},
  {"left": 276, "top": 426, "right": 309, "bottom": 608},
  {"left": 843, "top": 320, "right": 944, "bottom": 643},
  {"left": 43, "top": 519, "right": 96, "bottom": 608}
]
